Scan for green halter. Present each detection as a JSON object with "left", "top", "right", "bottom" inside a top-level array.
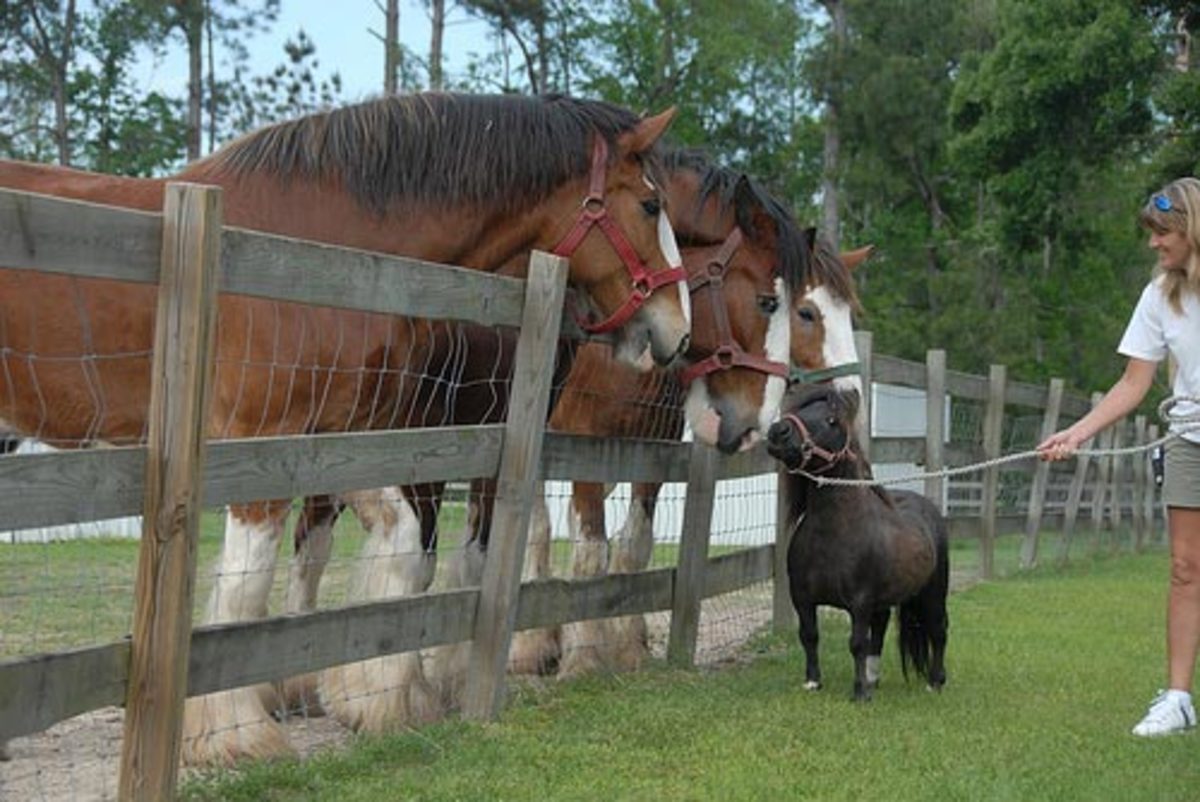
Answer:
[{"left": 789, "top": 362, "right": 862, "bottom": 384}]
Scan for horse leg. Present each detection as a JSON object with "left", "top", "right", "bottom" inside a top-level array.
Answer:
[
  {"left": 182, "top": 501, "right": 294, "bottom": 766},
  {"left": 797, "top": 602, "right": 822, "bottom": 691},
  {"left": 509, "top": 483, "right": 562, "bottom": 675},
  {"left": 428, "top": 478, "right": 491, "bottom": 709},
  {"left": 278, "top": 494, "right": 343, "bottom": 717},
  {"left": 849, "top": 607, "right": 873, "bottom": 702},
  {"left": 319, "top": 485, "right": 442, "bottom": 732},
  {"left": 559, "top": 481, "right": 613, "bottom": 678},
  {"left": 605, "top": 481, "right": 659, "bottom": 671},
  {"left": 866, "top": 607, "right": 890, "bottom": 690}
]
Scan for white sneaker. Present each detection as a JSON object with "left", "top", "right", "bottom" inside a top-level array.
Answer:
[{"left": 1131, "top": 690, "right": 1196, "bottom": 737}]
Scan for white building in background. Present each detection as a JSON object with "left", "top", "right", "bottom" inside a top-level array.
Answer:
[{"left": 0, "top": 440, "right": 142, "bottom": 544}]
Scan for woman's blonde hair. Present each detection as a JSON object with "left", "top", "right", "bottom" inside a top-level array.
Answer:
[{"left": 1138, "top": 176, "right": 1200, "bottom": 313}]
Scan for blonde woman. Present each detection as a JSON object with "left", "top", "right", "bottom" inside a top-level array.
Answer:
[{"left": 1039, "top": 177, "right": 1200, "bottom": 736}]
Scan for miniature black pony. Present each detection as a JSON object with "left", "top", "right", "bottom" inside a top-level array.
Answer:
[{"left": 765, "top": 383, "right": 949, "bottom": 701}]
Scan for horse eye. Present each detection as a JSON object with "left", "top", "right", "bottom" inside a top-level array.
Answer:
[
  {"left": 641, "top": 198, "right": 661, "bottom": 217},
  {"left": 796, "top": 306, "right": 817, "bottom": 323},
  {"left": 757, "top": 294, "right": 780, "bottom": 315},
  {"left": 826, "top": 415, "right": 839, "bottom": 427}
]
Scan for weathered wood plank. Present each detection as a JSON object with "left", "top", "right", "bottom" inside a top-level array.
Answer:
[
  {"left": 0, "top": 642, "right": 130, "bottom": 741},
  {"left": 1021, "top": 378, "right": 1064, "bottom": 568},
  {"left": 0, "top": 426, "right": 505, "bottom": 530},
  {"left": 0, "top": 188, "right": 160, "bottom": 282},
  {"left": 221, "top": 227, "right": 527, "bottom": 326},
  {"left": 121, "top": 183, "right": 222, "bottom": 800},
  {"left": 704, "top": 545, "right": 774, "bottom": 597},
  {"left": 463, "top": 252, "right": 567, "bottom": 721},
  {"left": 540, "top": 433, "right": 689, "bottom": 483},
  {"left": 979, "top": 364, "right": 1007, "bottom": 579},
  {"left": 514, "top": 569, "right": 675, "bottom": 629},
  {"left": 187, "top": 589, "right": 480, "bottom": 695},
  {"left": 667, "top": 444, "right": 720, "bottom": 667},
  {"left": 925, "top": 350, "right": 947, "bottom": 509}
]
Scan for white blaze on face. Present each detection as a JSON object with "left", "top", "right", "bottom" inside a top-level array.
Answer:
[
  {"left": 656, "top": 210, "right": 690, "bottom": 326},
  {"left": 758, "top": 277, "right": 791, "bottom": 434},
  {"left": 806, "top": 283, "right": 861, "bottom": 391}
]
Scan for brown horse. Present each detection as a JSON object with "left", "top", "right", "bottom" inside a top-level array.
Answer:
[
  {"left": 0, "top": 92, "right": 692, "bottom": 765},
  {"left": 278, "top": 150, "right": 852, "bottom": 713},
  {"left": 521, "top": 154, "right": 869, "bottom": 677}
]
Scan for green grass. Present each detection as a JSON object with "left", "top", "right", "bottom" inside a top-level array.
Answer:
[{"left": 180, "top": 548, "right": 1197, "bottom": 802}]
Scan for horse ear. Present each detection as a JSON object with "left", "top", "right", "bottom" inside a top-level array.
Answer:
[
  {"left": 620, "top": 107, "right": 677, "bottom": 154},
  {"left": 840, "top": 244, "right": 875, "bottom": 271}
]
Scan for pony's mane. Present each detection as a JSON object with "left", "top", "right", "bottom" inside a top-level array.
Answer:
[
  {"left": 206, "top": 92, "right": 654, "bottom": 215},
  {"left": 661, "top": 148, "right": 856, "bottom": 305}
]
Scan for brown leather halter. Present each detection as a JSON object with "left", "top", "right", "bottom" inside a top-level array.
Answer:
[
  {"left": 677, "top": 226, "right": 790, "bottom": 386},
  {"left": 781, "top": 410, "right": 855, "bottom": 473},
  {"left": 552, "top": 135, "right": 688, "bottom": 335}
]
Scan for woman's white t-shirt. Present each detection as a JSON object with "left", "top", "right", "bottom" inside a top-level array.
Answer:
[{"left": 1118, "top": 276, "right": 1200, "bottom": 443}]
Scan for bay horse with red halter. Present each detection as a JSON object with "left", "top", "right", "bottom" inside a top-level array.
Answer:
[
  {"left": 508, "top": 151, "right": 869, "bottom": 677},
  {"left": 0, "top": 92, "right": 692, "bottom": 766}
]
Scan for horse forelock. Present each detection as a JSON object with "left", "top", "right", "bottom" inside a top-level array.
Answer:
[
  {"left": 207, "top": 92, "right": 653, "bottom": 215},
  {"left": 662, "top": 149, "right": 815, "bottom": 297}
]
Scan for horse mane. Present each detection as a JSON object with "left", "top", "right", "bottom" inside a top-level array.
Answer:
[{"left": 205, "top": 92, "right": 657, "bottom": 215}]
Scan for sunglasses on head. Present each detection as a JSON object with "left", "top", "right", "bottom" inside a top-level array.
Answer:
[{"left": 1153, "top": 194, "right": 1175, "bottom": 213}]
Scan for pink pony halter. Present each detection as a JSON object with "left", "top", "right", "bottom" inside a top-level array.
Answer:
[
  {"left": 552, "top": 135, "right": 688, "bottom": 335},
  {"left": 780, "top": 410, "right": 855, "bottom": 473}
]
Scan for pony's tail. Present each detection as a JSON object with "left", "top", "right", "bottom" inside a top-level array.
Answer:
[{"left": 898, "top": 600, "right": 932, "bottom": 682}]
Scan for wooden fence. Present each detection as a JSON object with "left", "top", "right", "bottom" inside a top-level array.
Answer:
[{"left": 0, "top": 183, "right": 1164, "bottom": 799}]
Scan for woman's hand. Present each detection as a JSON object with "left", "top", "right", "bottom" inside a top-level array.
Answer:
[{"left": 1037, "top": 428, "right": 1084, "bottom": 461}]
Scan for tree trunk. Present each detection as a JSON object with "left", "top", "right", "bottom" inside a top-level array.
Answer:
[
  {"left": 385, "top": 0, "right": 400, "bottom": 94},
  {"left": 25, "top": 0, "right": 78, "bottom": 165},
  {"left": 179, "top": 0, "right": 203, "bottom": 161},
  {"left": 820, "top": 0, "right": 845, "bottom": 249},
  {"left": 429, "top": 0, "right": 445, "bottom": 90},
  {"left": 205, "top": 0, "right": 216, "bottom": 153},
  {"left": 1176, "top": 13, "right": 1191, "bottom": 73}
]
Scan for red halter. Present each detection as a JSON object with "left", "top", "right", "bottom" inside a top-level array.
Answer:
[
  {"left": 552, "top": 135, "right": 688, "bottom": 335},
  {"left": 781, "top": 411, "right": 855, "bottom": 473},
  {"left": 677, "top": 227, "right": 790, "bottom": 386}
]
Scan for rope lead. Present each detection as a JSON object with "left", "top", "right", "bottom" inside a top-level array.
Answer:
[{"left": 791, "top": 394, "right": 1200, "bottom": 489}]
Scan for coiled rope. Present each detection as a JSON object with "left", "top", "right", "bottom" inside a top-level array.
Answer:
[{"left": 789, "top": 394, "right": 1200, "bottom": 489}]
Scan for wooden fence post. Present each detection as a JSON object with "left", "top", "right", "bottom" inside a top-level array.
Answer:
[
  {"left": 1107, "top": 420, "right": 1127, "bottom": 550},
  {"left": 1133, "top": 415, "right": 1148, "bottom": 552},
  {"left": 772, "top": 465, "right": 798, "bottom": 635},
  {"left": 855, "top": 330, "right": 874, "bottom": 461},
  {"left": 1058, "top": 392, "right": 1101, "bottom": 565},
  {"left": 1090, "top": 424, "right": 1116, "bottom": 555},
  {"left": 1021, "top": 377, "right": 1063, "bottom": 569},
  {"left": 979, "top": 364, "right": 1006, "bottom": 580},
  {"left": 1149, "top": 423, "right": 1165, "bottom": 545},
  {"left": 118, "top": 183, "right": 221, "bottom": 801},
  {"left": 925, "top": 349, "right": 946, "bottom": 511},
  {"left": 462, "top": 252, "right": 567, "bottom": 721},
  {"left": 668, "top": 443, "right": 720, "bottom": 667}
]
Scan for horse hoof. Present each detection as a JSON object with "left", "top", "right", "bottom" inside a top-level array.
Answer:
[{"left": 803, "top": 680, "right": 821, "bottom": 691}]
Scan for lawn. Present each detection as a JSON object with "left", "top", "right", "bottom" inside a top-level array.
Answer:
[{"left": 179, "top": 547, "right": 1197, "bottom": 802}]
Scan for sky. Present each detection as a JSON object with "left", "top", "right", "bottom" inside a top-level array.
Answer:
[{"left": 137, "top": 1, "right": 493, "bottom": 102}]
